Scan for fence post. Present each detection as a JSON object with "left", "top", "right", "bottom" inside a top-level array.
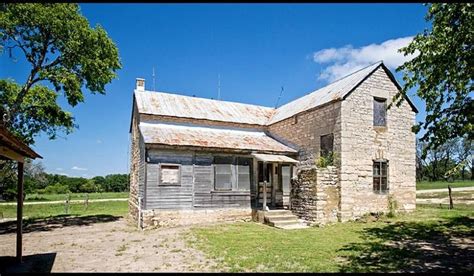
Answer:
[
  {"left": 64, "top": 194, "right": 70, "bottom": 214},
  {"left": 448, "top": 185, "right": 453, "bottom": 210},
  {"left": 84, "top": 193, "right": 89, "bottom": 210}
]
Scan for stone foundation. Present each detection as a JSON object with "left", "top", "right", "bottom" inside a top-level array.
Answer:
[
  {"left": 140, "top": 208, "right": 252, "bottom": 229},
  {"left": 290, "top": 166, "right": 340, "bottom": 225}
]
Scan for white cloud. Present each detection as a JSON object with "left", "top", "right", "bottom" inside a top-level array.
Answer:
[
  {"left": 56, "top": 168, "right": 63, "bottom": 171},
  {"left": 96, "top": 139, "right": 102, "bottom": 144},
  {"left": 313, "top": 36, "right": 417, "bottom": 82},
  {"left": 71, "top": 166, "right": 88, "bottom": 171},
  {"left": 58, "top": 172, "right": 69, "bottom": 176}
]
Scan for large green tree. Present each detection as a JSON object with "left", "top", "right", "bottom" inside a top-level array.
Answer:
[
  {"left": 394, "top": 3, "right": 473, "bottom": 154},
  {"left": 0, "top": 3, "right": 121, "bottom": 144}
]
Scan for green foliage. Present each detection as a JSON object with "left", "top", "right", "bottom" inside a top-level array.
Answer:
[
  {"left": 316, "top": 151, "right": 337, "bottom": 168},
  {"left": 38, "top": 183, "right": 70, "bottom": 194},
  {"left": 0, "top": 3, "right": 121, "bottom": 144},
  {"left": 395, "top": 3, "right": 474, "bottom": 153}
]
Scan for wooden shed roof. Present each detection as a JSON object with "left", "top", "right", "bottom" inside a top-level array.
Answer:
[{"left": 0, "top": 125, "right": 42, "bottom": 161}]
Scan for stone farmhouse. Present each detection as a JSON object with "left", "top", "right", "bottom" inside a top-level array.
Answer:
[{"left": 129, "top": 61, "right": 417, "bottom": 229}]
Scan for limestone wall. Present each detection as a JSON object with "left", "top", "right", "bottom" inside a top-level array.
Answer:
[
  {"left": 339, "top": 66, "right": 417, "bottom": 221},
  {"left": 267, "top": 102, "right": 342, "bottom": 169},
  {"left": 290, "top": 166, "right": 340, "bottom": 225}
]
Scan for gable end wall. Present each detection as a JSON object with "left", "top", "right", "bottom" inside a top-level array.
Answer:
[{"left": 339, "top": 67, "right": 416, "bottom": 221}]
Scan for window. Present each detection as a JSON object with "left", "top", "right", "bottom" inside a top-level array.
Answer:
[
  {"left": 320, "top": 133, "right": 334, "bottom": 158},
  {"left": 159, "top": 164, "right": 180, "bottom": 186},
  {"left": 213, "top": 156, "right": 252, "bottom": 191},
  {"left": 237, "top": 158, "right": 251, "bottom": 191},
  {"left": 373, "top": 98, "right": 387, "bottom": 126},
  {"left": 373, "top": 160, "right": 388, "bottom": 193}
]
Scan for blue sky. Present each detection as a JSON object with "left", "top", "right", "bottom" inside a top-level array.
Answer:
[{"left": 1, "top": 4, "right": 429, "bottom": 177}]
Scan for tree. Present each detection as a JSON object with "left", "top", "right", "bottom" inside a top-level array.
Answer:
[
  {"left": 394, "top": 3, "right": 473, "bottom": 154},
  {"left": 0, "top": 3, "right": 121, "bottom": 144}
]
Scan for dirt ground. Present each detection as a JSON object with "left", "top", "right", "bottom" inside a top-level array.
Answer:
[{"left": 0, "top": 216, "right": 223, "bottom": 272}]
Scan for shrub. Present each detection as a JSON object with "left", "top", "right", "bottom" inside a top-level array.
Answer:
[
  {"left": 315, "top": 151, "right": 338, "bottom": 168},
  {"left": 387, "top": 195, "right": 398, "bottom": 218},
  {"left": 38, "top": 183, "right": 70, "bottom": 194}
]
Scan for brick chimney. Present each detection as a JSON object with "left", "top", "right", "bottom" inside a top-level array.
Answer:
[{"left": 136, "top": 78, "right": 145, "bottom": 91}]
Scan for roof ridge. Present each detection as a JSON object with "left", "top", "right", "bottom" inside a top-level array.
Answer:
[
  {"left": 319, "top": 60, "right": 383, "bottom": 87},
  {"left": 136, "top": 89, "right": 274, "bottom": 110}
]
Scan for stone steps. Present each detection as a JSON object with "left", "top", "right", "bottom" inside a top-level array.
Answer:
[{"left": 263, "top": 210, "right": 309, "bottom": 229}]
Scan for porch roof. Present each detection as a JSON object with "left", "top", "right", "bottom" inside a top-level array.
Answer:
[
  {"left": 251, "top": 153, "right": 298, "bottom": 164},
  {"left": 139, "top": 122, "right": 297, "bottom": 154}
]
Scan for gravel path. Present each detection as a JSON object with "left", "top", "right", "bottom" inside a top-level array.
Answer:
[
  {"left": 416, "top": 186, "right": 474, "bottom": 194},
  {"left": 0, "top": 217, "right": 223, "bottom": 272},
  {"left": 0, "top": 198, "right": 128, "bottom": 206}
]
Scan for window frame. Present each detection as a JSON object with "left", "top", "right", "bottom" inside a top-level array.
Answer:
[
  {"left": 214, "top": 163, "right": 233, "bottom": 191},
  {"left": 373, "top": 97, "right": 387, "bottom": 127},
  {"left": 213, "top": 156, "right": 252, "bottom": 192},
  {"left": 158, "top": 163, "right": 181, "bottom": 186},
  {"left": 373, "top": 160, "right": 389, "bottom": 194}
]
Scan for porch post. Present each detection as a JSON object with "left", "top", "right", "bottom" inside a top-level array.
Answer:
[
  {"left": 262, "top": 161, "right": 268, "bottom": 211},
  {"left": 17, "top": 161, "right": 24, "bottom": 263}
]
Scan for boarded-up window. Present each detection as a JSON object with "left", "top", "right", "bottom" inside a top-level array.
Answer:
[
  {"left": 282, "top": 165, "right": 291, "bottom": 195},
  {"left": 373, "top": 160, "right": 388, "bottom": 193},
  {"left": 374, "top": 98, "right": 387, "bottom": 126},
  {"left": 159, "top": 164, "right": 180, "bottom": 186},
  {"left": 320, "top": 133, "right": 334, "bottom": 158},
  {"left": 237, "top": 158, "right": 251, "bottom": 191}
]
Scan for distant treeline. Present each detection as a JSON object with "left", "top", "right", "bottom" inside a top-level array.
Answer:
[{"left": 0, "top": 160, "right": 129, "bottom": 200}]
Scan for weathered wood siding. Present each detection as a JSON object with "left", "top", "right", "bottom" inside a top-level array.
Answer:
[{"left": 144, "top": 149, "right": 251, "bottom": 210}]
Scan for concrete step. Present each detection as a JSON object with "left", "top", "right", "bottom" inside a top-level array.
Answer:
[
  {"left": 265, "top": 210, "right": 293, "bottom": 216},
  {"left": 277, "top": 224, "right": 309, "bottom": 230},
  {"left": 265, "top": 215, "right": 299, "bottom": 222},
  {"left": 269, "top": 219, "right": 301, "bottom": 227}
]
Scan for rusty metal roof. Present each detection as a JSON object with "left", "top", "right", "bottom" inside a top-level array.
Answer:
[
  {"left": 135, "top": 90, "right": 274, "bottom": 125},
  {"left": 251, "top": 153, "right": 298, "bottom": 163},
  {"left": 139, "top": 122, "right": 297, "bottom": 153},
  {"left": 134, "top": 62, "right": 384, "bottom": 126},
  {"left": 267, "top": 62, "right": 382, "bottom": 124}
]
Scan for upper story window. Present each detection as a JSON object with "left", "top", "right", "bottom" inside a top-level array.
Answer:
[
  {"left": 159, "top": 164, "right": 181, "bottom": 186},
  {"left": 320, "top": 133, "right": 334, "bottom": 158},
  {"left": 373, "top": 98, "right": 387, "bottom": 127},
  {"left": 373, "top": 160, "right": 388, "bottom": 194}
]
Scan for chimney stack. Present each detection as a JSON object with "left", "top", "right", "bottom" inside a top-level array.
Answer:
[{"left": 136, "top": 78, "right": 145, "bottom": 91}]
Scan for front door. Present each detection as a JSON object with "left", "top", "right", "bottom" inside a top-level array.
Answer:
[{"left": 256, "top": 162, "right": 272, "bottom": 208}]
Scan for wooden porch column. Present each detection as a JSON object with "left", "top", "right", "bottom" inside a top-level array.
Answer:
[
  {"left": 17, "top": 161, "right": 24, "bottom": 263},
  {"left": 262, "top": 162, "right": 268, "bottom": 211}
]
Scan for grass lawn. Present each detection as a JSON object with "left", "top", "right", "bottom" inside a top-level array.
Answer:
[
  {"left": 417, "top": 180, "right": 474, "bottom": 190},
  {"left": 189, "top": 204, "right": 474, "bottom": 272},
  {"left": 24, "top": 192, "right": 129, "bottom": 202},
  {"left": 0, "top": 200, "right": 128, "bottom": 220}
]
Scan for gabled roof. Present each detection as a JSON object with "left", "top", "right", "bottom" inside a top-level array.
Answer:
[
  {"left": 139, "top": 122, "right": 297, "bottom": 154},
  {"left": 134, "top": 90, "right": 274, "bottom": 126},
  {"left": 133, "top": 61, "right": 418, "bottom": 128},
  {"left": 268, "top": 62, "right": 383, "bottom": 124}
]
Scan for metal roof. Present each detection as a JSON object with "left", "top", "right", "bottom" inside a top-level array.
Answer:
[
  {"left": 135, "top": 90, "right": 274, "bottom": 125},
  {"left": 139, "top": 122, "right": 297, "bottom": 153},
  {"left": 134, "top": 62, "right": 416, "bottom": 127},
  {"left": 251, "top": 153, "right": 298, "bottom": 163},
  {"left": 267, "top": 62, "right": 382, "bottom": 124}
]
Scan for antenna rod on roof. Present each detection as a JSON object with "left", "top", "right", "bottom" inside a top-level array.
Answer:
[
  {"left": 217, "top": 73, "right": 221, "bottom": 100},
  {"left": 275, "top": 86, "right": 284, "bottom": 108},
  {"left": 152, "top": 67, "right": 156, "bottom": 91}
]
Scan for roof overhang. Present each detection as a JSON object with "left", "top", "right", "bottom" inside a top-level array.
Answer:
[
  {"left": 0, "top": 125, "right": 42, "bottom": 162},
  {"left": 251, "top": 153, "right": 298, "bottom": 164}
]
